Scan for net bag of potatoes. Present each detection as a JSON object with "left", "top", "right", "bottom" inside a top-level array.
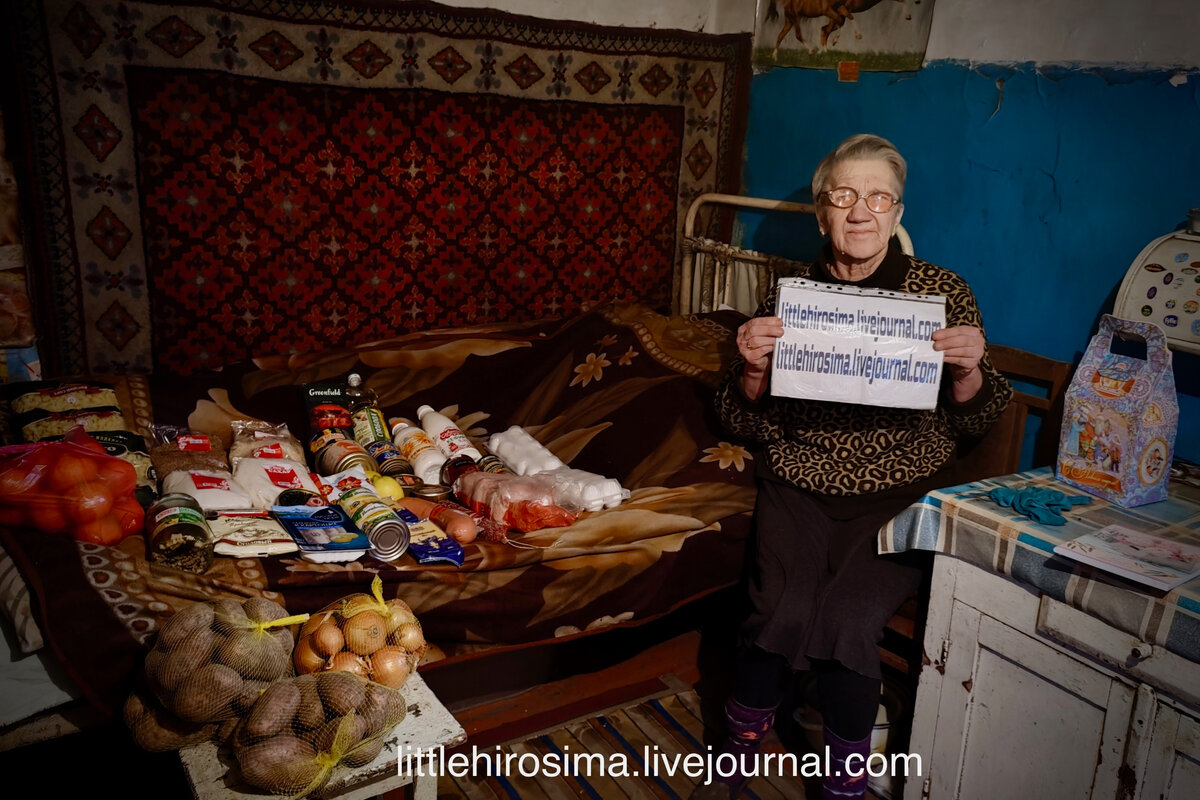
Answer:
[
  {"left": 123, "top": 686, "right": 220, "bottom": 752},
  {"left": 231, "top": 671, "right": 407, "bottom": 796},
  {"left": 293, "top": 575, "right": 427, "bottom": 690},
  {"left": 144, "top": 597, "right": 308, "bottom": 725}
]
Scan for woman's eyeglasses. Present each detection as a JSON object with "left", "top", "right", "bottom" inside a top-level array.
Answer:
[{"left": 820, "top": 187, "right": 900, "bottom": 213}]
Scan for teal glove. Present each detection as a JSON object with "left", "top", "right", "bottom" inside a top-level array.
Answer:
[{"left": 987, "top": 487, "right": 1092, "bottom": 525}]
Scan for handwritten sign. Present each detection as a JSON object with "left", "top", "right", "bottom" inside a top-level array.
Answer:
[{"left": 770, "top": 278, "right": 946, "bottom": 409}]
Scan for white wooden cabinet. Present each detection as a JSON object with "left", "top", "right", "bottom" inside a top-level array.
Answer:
[{"left": 905, "top": 556, "right": 1200, "bottom": 800}]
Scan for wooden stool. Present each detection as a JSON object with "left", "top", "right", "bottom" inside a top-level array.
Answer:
[{"left": 179, "top": 671, "right": 465, "bottom": 800}]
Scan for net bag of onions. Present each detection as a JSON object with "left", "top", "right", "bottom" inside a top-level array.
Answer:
[
  {"left": 231, "top": 671, "right": 407, "bottom": 796},
  {"left": 144, "top": 597, "right": 308, "bottom": 725},
  {"left": 293, "top": 576, "right": 426, "bottom": 689}
]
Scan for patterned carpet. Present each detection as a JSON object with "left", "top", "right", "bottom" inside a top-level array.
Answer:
[{"left": 436, "top": 689, "right": 808, "bottom": 800}]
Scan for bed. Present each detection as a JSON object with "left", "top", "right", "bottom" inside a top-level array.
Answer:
[{"left": 1, "top": 0, "right": 764, "bottom": 734}]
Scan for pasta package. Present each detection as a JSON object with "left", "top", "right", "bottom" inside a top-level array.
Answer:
[
  {"left": 19, "top": 407, "right": 126, "bottom": 442},
  {"left": 3, "top": 380, "right": 120, "bottom": 416}
]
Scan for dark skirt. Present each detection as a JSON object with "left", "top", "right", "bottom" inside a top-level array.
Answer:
[{"left": 741, "top": 479, "right": 926, "bottom": 679}]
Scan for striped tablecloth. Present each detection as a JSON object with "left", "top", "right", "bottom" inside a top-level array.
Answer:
[{"left": 879, "top": 466, "right": 1200, "bottom": 665}]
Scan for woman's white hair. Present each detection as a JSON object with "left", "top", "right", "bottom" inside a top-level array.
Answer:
[{"left": 811, "top": 133, "right": 907, "bottom": 202}]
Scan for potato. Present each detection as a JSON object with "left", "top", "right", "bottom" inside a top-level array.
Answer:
[
  {"left": 343, "top": 735, "right": 386, "bottom": 768},
  {"left": 236, "top": 735, "right": 324, "bottom": 795},
  {"left": 154, "top": 627, "right": 216, "bottom": 693},
  {"left": 384, "top": 687, "right": 408, "bottom": 729},
  {"left": 173, "top": 663, "right": 244, "bottom": 722},
  {"left": 216, "top": 629, "right": 288, "bottom": 680},
  {"left": 245, "top": 680, "right": 302, "bottom": 739},
  {"left": 123, "top": 690, "right": 215, "bottom": 752},
  {"left": 243, "top": 596, "right": 289, "bottom": 624},
  {"left": 216, "top": 717, "right": 240, "bottom": 745},
  {"left": 234, "top": 679, "right": 273, "bottom": 716},
  {"left": 158, "top": 603, "right": 215, "bottom": 651},
  {"left": 295, "top": 674, "right": 327, "bottom": 731},
  {"left": 317, "top": 671, "right": 365, "bottom": 717},
  {"left": 312, "top": 712, "right": 366, "bottom": 755},
  {"left": 213, "top": 598, "right": 249, "bottom": 631},
  {"left": 356, "top": 684, "right": 392, "bottom": 738},
  {"left": 270, "top": 626, "right": 295, "bottom": 658}
]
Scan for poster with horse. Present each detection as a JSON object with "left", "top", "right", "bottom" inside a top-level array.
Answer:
[{"left": 754, "top": 0, "right": 938, "bottom": 71}]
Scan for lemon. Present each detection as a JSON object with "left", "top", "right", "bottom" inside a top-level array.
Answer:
[{"left": 370, "top": 474, "right": 404, "bottom": 500}]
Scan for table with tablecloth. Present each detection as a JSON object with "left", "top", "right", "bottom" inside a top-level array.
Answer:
[{"left": 878, "top": 466, "right": 1200, "bottom": 665}]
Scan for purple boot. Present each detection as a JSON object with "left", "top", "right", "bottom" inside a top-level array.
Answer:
[
  {"left": 821, "top": 725, "right": 872, "bottom": 799},
  {"left": 689, "top": 697, "right": 776, "bottom": 799}
]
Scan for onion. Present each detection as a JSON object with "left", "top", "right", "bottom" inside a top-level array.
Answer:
[
  {"left": 327, "top": 650, "right": 368, "bottom": 679},
  {"left": 310, "top": 621, "right": 344, "bottom": 658},
  {"left": 293, "top": 636, "right": 326, "bottom": 674},
  {"left": 300, "top": 610, "right": 336, "bottom": 638},
  {"left": 393, "top": 622, "right": 425, "bottom": 653},
  {"left": 343, "top": 611, "right": 387, "bottom": 656},
  {"left": 384, "top": 603, "right": 417, "bottom": 634},
  {"left": 341, "top": 594, "right": 388, "bottom": 621},
  {"left": 369, "top": 646, "right": 411, "bottom": 689}
]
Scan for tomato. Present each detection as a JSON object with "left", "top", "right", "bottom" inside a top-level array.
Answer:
[
  {"left": 46, "top": 451, "right": 100, "bottom": 492},
  {"left": 0, "top": 465, "right": 38, "bottom": 498},
  {"left": 63, "top": 480, "right": 114, "bottom": 524},
  {"left": 95, "top": 457, "right": 138, "bottom": 497},
  {"left": 74, "top": 514, "right": 124, "bottom": 546},
  {"left": 64, "top": 428, "right": 108, "bottom": 455},
  {"left": 112, "top": 495, "right": 145, "bottom": 536},
  {"left": 29, "top": 500, "right": 70, "bottom": 534}
]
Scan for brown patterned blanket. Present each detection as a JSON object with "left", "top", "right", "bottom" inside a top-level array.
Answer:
[{"left": 1, "top": 305, "right": 756, "bottom": 715}]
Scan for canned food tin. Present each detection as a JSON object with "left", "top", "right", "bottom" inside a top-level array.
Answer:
[
  {"left": 144, "top": 493, "right": 215, "bottom": 574},
  {"left": 363, "top": 440, "right": 414, "bottom": 477},
  {"left": 352, "top": 406, "right": 390, "bottom": 446},
  {"left": 409, "top": 484, "right": 452, "bottom": 503},
  {"left": 315, "top": 438, "right": 378, "bottom": 476},
  {"left": 335, "top": 487, "right": 410, "bottom": 560}
]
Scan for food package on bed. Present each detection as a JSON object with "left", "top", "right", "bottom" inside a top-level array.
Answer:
[
  {"left": 231, "top": 670, "right": 407, "bottom": 796},
  {"left": 535, "top": 466, "right": 629, "bottom": 511},
  {"left": 228, "top": 419, "right": 307, "bottom": 468},
  {"left": 486, "top": 424, "right": 566, "bottom": 475},
  {"left": 150, "top": 425, "right": 229, "bottom": 479},
  {"left": 233, "top": 457, "right": 322, "bottom": 510},
  {"left": 0, "top": 426, "right": 144, "bottom": 545},
  {"left": 2, "top": 379, "right": 120, "bottom": 416},
  {"left": 162, "top": 468, "right": 253, "bottom": 512},
  {"left": 453, "top": 470, "right": 581, "bottom": 532},
  {"left": 144, "top": 597, "right": 306, "bottom": 725},
  {"left": 293, "top": 575, "right": 426, "bottom": 690}
]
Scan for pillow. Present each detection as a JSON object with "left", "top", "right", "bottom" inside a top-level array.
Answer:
[{"left": 0, "top": 541, "right": 43, "bottom": 653}]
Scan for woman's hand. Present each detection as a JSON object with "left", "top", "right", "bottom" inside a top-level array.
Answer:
[
  {"left": 932, "top": 325, "right": 985, "bottom": 402},
  {"left": 737, "top": 316, "right": 784, "bottom": 401}
]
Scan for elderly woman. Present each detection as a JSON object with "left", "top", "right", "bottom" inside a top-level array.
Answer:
[{"left": 698, "top": 134, "right": 1012, "bottom": 800}]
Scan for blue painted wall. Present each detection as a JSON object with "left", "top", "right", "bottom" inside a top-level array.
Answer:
[{"left": 739, "top": 61, "right": 1200, "bottom": 465}]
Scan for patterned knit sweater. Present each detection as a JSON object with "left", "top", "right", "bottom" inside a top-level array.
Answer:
[{"left": 714, "top": 244, "right": 1012, "bottom": 496}]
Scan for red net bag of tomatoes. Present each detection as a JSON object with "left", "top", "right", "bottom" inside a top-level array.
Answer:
[
  {"left": 230, "top": 670, "right": 407, "bottom": 796},
  {"left": 0, "top": 426, "right": 143, "bottom": 544},
  {"left": 293, "top": 576, "right": 427, "bottom": 690}
]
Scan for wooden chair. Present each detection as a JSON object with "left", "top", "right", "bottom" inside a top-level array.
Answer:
[
  {"left": 880, "top": 344, "right": 1075, "bottom": 676},
  {"left": 954, "top": 344, "right": 1076, "bottom": 482}
]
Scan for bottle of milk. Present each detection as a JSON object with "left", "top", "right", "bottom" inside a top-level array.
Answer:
[
  {"left": 389, "top": 418, "right": 446, "bottom": 486},
  {"left": 416, "top": 405, "right": 484, "bottom": 462}
]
